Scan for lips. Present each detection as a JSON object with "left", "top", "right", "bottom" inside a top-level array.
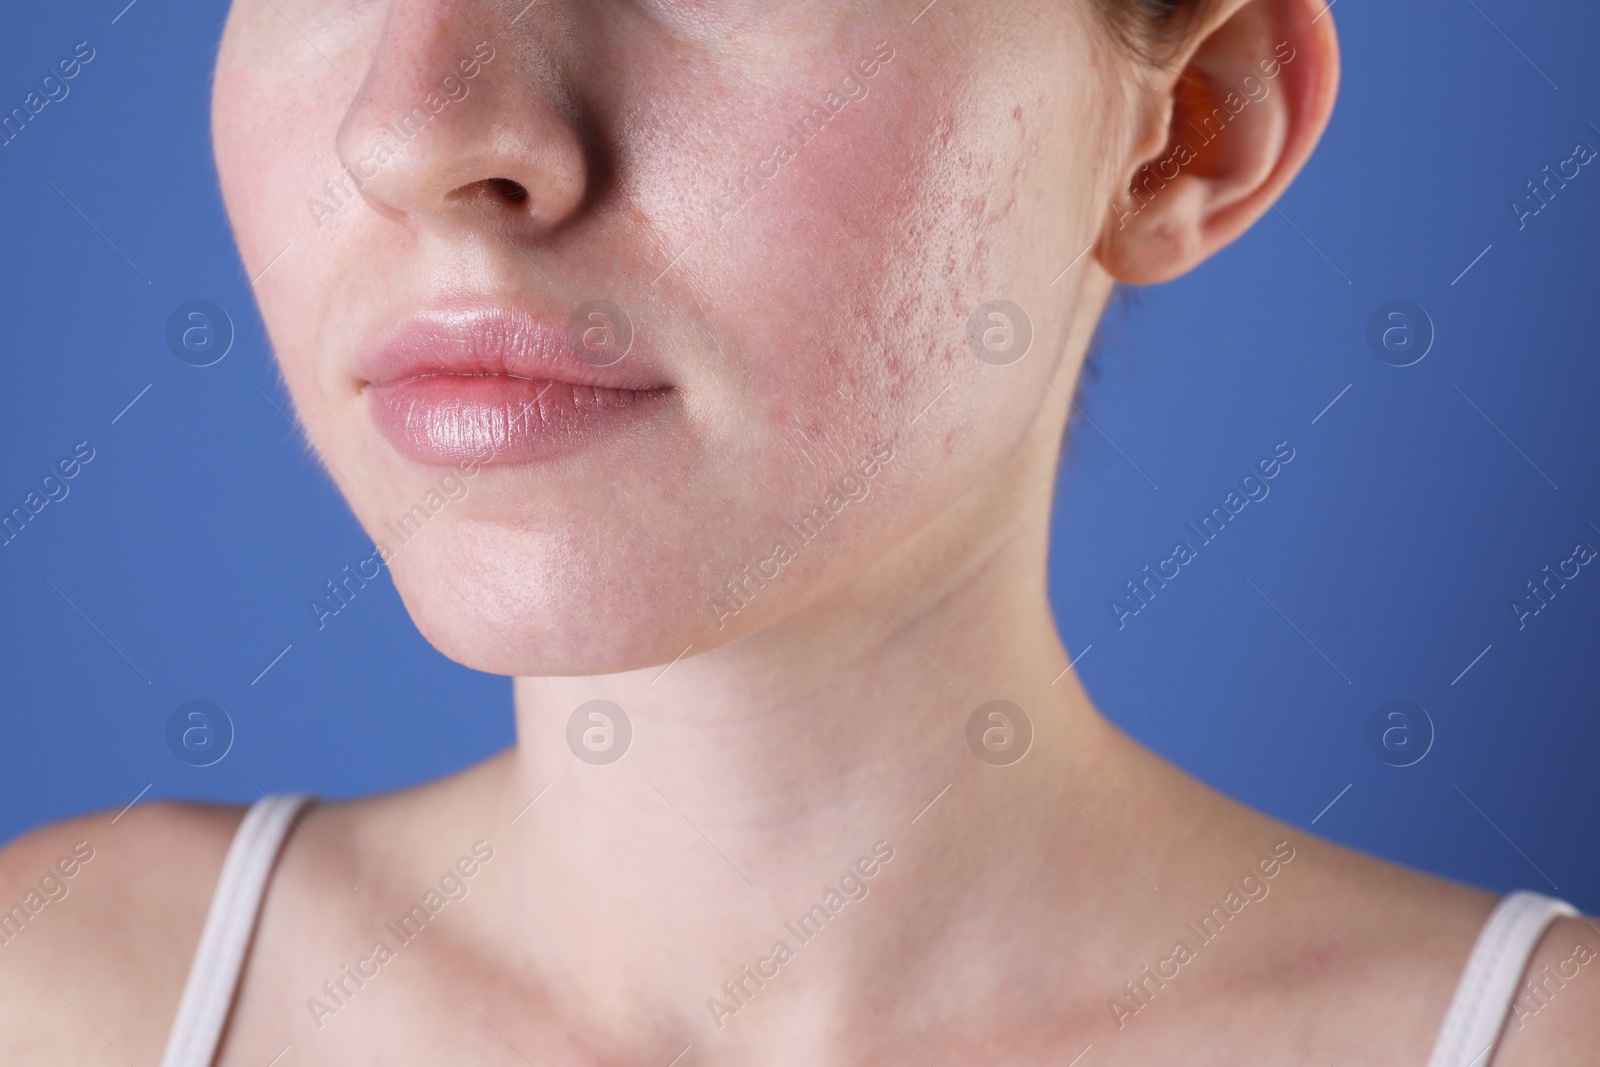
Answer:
[{"left": 361, "top": 305, "right": 672, "bottom": 466}]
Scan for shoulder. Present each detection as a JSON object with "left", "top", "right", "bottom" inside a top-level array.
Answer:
[
  {"left": 0, "top": 800, "right": 247, "bottom": 1067},
  {"left": 1212, "top": 830, "right": 1600, "bottom": 1066},
  {"left": 1131, "top": 799, "right": 1501, "bottom": 1063},
  {"left": 1492, "top": 912, "right": 1600, "bottom": 1066}
]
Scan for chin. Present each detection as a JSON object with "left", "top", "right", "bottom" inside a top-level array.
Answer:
[{"left": 381, "top": 517, "right": 772, "bottom": 677}]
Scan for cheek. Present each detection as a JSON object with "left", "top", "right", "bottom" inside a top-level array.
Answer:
[
  {"left": 215, "top": 20, "right": 335, "bottom": 263},
  {"left": 675, "top": 53, "right": 1014, "bottom": 478},
  {"left": 213, "top": 11, "right": 375, "bottom": 408}
]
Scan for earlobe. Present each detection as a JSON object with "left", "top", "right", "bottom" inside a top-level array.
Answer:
[{"left": 1096, "top": 0, "right": 1340, "bottom": 286}]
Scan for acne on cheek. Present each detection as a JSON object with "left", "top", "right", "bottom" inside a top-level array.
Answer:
[{"left": 700, "top": 63, "right": 990, "bottom": 447}]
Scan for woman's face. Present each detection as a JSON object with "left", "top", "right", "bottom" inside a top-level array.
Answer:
[{"left": 212, "top": 0, "right": 1130, "bottom": 674}]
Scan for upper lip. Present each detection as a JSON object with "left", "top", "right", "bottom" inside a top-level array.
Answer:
[{"left": 360, "top": 304, "right": 669, "bottom": 392}]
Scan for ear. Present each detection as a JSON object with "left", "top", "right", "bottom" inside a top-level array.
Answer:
[{"left": 1096, "top": 0, "right": 1340, "bottom": 285}]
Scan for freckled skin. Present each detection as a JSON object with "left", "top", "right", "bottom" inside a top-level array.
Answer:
[{"left": 209, "top": 0, "right": 1121, "bottom": 674}]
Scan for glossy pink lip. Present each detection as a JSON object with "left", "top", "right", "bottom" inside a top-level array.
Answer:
[{"left": 361, "top": 306, "right": 672, "bottom": 466}]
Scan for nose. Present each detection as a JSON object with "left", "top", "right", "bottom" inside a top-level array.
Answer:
[{"left": 334, "top": 5, "right": 587, "bottom": 237}]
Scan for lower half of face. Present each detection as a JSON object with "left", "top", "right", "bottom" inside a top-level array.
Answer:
[{"left": 213, "top": 0, "right": 1119, "bottom": 675}]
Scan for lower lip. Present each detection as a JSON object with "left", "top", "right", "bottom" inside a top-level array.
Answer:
[{"left": 368, "top": 375, "right": 672, "bottom": 465}]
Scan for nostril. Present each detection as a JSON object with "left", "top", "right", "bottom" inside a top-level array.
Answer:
[
  {"left": 448, "top": 177, "right": 531, "bottom": 211},
  {"left": 485, "top": 178, "right": 529, "bottom": 204}
]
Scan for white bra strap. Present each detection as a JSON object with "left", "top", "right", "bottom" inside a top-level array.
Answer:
[
  {"left": 1424, "top": 890, "right": 1577, "bottom": 1067},
  {"left": 159, "top": 794, "right": 314, "bottom": 1067}
]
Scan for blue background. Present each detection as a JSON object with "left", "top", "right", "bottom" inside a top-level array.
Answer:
[{"left": 2, "top": 2, "right": 1597, "bottom": 910}]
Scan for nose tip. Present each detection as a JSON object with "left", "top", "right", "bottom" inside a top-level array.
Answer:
[{"left": 334, "top": 31, "right": 587, "bottom": 236}]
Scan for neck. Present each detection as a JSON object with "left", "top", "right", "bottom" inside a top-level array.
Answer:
[{"left": 493, "top": 420, "right": 1121, "bottom": 1053}]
